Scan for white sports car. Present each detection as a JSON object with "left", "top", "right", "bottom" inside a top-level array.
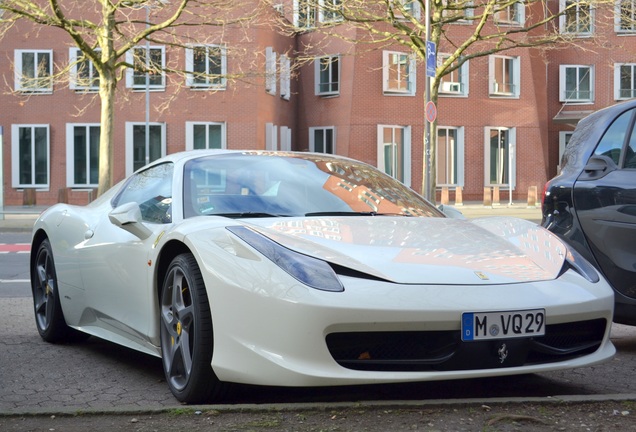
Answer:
[{"left": 30, "top": 150, "right": 615, "bottom": 403}]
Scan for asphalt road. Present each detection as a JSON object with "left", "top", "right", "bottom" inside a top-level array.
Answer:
[{"left": 2, "top": 230, "right": 636, "bottom": 415}]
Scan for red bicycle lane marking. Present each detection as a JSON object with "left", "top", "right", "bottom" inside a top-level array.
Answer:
[{"left": 0, "top": 244, "right": 30, "bottom": 253}]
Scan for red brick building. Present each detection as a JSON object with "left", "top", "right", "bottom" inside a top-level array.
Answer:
[{"left": 0, "top": 1, "right": 633, "bottom": 207}]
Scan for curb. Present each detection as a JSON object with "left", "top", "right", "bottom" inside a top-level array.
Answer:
[{"left": 2, "top": 394, "right": 636, "bottom": 417}]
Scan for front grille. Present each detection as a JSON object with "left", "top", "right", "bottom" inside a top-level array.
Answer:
[{"left": 326, "top": 318, "right": 607, "bottom": 372}]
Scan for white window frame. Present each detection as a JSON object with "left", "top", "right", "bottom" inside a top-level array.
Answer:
[
  {"left": 319, "top": 0, "right": 343, "bottom": 23},
  {"left": 125, "top": 122, "right": 167, "bottom": 176},
  {"left": 616, "top": 0, "right": 636, "bottom": 33},
  {"left": 559, "top": 64, "right": 594, "bottom": 103},
  {"left": 14, "top": 49, "right": 53, "bottom": 93},
  {"left": 377, "top": 124, "right": 412, "bottom": 186},
  {"left": 293, "top": 0, "right": 317, "bottom": 29},
  {"left": 489, "top": 55, "right": 520, "bottom": 98},
  {"left": 185, "top": 122, "right": 227, "bottom": 150},
  {"left": 315, "top": 55, "right": 340, "bottom": 96},
  {"left": 66, "top": 123, "right": 100, "bottom": 188},
  {"left": 309, "top": 126, "right": 336, "bottom": 153},
  {"left": 560, "top": 0, "right": 594, "bottom": 36},
  {"left": 436, "top": 126, "right": 465, "bottom": 188},
  {"left": 185, "top": 44, "right": 227, "bottom": 90},
  {"left": 439, "top": 54, "right": 469, "bottom": 97},
  {"left": 69, "top": 48, "right": 100, "bottom": 92},
  {"left": 484, "top": 127, "right": 516, "bottom": 189},
  {"left": 11, "top": 124, "right": 50, "bottom": 189},
  {"left": 614, "top": 63, "right": 636, "bottom": 100},
  {"left": 280, "top": 54, "right": 291, "bottom": 100},
  {"left": 391, "top": 0, "right": 422, "bottom": 20},
  {"left": 382, "top": 51, "right": 416, "bottom": 96},
  {"left": 125, "top": 45, "right": 166, "bottom": 90},
  {"left": 494, "top": 1, "right": 525, "bottom": 26},
  {"left": 265, "top": 47, "right": 277, "bottom": 95}
]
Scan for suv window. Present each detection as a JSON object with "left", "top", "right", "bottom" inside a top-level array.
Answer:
[{"left": 594, "top": 109, "right": 635, "bottom": 166}]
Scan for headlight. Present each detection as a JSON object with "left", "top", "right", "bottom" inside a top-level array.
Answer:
[
  {"left": 561, "top": 244, "right": 600, "bottom": 283},
  {"left": 226, "top": 226, "right": 344, "bottom": 292}
]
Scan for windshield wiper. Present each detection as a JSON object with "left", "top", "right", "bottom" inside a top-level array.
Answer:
[
  {"left": 210, "top": 212, "right": 290, "bottom": 219},
  {"left": 304, "top": 211, "right": 411, "bottom": 217}
]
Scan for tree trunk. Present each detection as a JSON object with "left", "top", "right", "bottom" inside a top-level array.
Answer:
[{"left": 97, "top": 70, "right": 116, "bottom": 197}]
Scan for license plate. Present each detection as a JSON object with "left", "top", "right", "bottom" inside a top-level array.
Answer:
[{"left": 462, "top": 309, "right": 545, "bottom": 341}]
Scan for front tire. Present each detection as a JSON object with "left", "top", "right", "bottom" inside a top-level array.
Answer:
[
  {"left": 31, "top": 239, "right": 78, "bottom": 342},
  {"left": 160, "top": 253, "right": 227, "bottom": 403}
]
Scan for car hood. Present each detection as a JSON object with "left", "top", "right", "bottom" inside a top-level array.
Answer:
[{"left": 245, "top": 216, "right": 566, "bottom": 285}]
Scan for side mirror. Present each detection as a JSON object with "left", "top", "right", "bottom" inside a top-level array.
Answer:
[
  {"left": 438, "top": 204, "right": 466, "bottom": 219},
  {"left": 108, "top": 202, "right": 153, "bottom": 240}
]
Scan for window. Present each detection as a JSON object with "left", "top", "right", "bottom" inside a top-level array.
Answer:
[
  {"left": 66, "top": 124, "right": 100, "bottom": 187},
  {"left": 113, "top": 163, "right": 174, "bottom": 224},
  {"left": 560, "top": 65, "right": 594, "bottom": 103},
  {"left": 319, "top": 0, "right": 343, "bottom": 22},
  {"left": 315, "top": 55, "right": 340, "bottom": 96},
  {"left": 69, "top": 48, "right": 100, "bottom": 91},
  {"left": 592, "top": 108, "right": 634, "bottom": 166},
  {"left": 11, "top": 124, "right": 50, "bottom": 188},
  {"left": 185, "top": 45, "right": 227, "bottom": 89},
  {"left": 185, "top": 122, "right": 226, "bottom": 150},
  {"left": 294, "top": 0, "right": 317, "bottom": 28},
  {"left": 558, "top": 131, "right": 573, "bottom": 170},
  {"left": 310, "top": 127, "right": 336, "bottom": 153},
  {"left": 489, "top": 55, "right": 520, "bottom": 97},
  {"left": 443, "top": 0, "right": 474, "bottom": 21},
  {"left": 494, "top": 1, "right": 525, "bottom": 25},
  {"left": 560, "top": 0, "right": 593, "bottom": 35},
  {"left": 377, "top": 125, "right": 412, "bottom": 186},
  {"left": 615, "top": 64, "right": 636, "bottom": 100},
  {"left": 484, "top": 127, "right": 516, "bottom": 188},
  {"left": 126, "top": 46, "right": 165, "bottom": 90},
  {"left": 439, "top": 54, "right": 469, "bottom": 96},
  {"left": 391, "top": 0, "right": 422, "bottom": 19},
  {"left": 14, "top": 50, "right": 53, "bottom": 93},
  {"left": 125, "top": 122, "right": 166, "bottom": 175},
  {"left": 383, "top": 51, "right": 416, "bottom": 96},
  {"left": 616, "top": 0, "right": 636, "bottom": 33},
  {"left": 280, "top": 54, "right": 291, "bottom": 100},
  {"left": 437, "top": 126, "right": 465, "bottom": 187},
  {"left": 265, "top": 47, "right": 277, "bottom": 95}
]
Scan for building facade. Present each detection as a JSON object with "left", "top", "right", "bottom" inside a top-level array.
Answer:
[{"left": 0, "top": 0, "right": 634, "bottom": 207}]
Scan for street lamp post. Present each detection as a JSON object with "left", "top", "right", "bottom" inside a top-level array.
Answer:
[{"left": 145, "top": 5, "right": 150, "bottom": 167}]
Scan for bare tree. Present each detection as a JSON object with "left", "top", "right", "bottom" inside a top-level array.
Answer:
[
  {"left": 283, "top": 0, "right": 609, "bottom": 201},
  {"left": 0, "top": 0, "right": 261, "bottom": 195}
]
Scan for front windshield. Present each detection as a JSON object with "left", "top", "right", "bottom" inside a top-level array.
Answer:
[{"left": 183, "top": 153, "right": 442, "bottom": 218}]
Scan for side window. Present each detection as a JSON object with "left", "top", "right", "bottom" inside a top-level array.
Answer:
[
  {"left": 594, "top": 109, "right": 634, "bottom": 166},
  {"left": 113, "top": 163, "right": 174, "bottom": 223}
]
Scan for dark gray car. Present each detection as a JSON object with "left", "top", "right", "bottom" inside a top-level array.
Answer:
[{"left": 542, "top": 99, "right": 636, "bottom": 325}]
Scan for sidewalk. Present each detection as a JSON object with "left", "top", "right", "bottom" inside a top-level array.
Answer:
[{"left": 0, "top": 202, "right": 542, "bottom": 232}]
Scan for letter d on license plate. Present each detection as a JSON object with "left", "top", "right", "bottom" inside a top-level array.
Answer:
[{"left": 462, "top": 309, "right": 545, "bottom": 341}]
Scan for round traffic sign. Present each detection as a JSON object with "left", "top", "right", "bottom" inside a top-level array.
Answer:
[{"left": 425, "top": 101, "right": 437, "bottom": 123}]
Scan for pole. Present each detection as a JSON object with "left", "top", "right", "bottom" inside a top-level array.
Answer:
[
  {"left": 424, "top": 0, "right": 431, "bottom": 201},
  {"left": 145, "top": 5, "right": 150, "bottom": 167},
  {"left": 0, "top": 126, "right": 4, "bottom": 221}
]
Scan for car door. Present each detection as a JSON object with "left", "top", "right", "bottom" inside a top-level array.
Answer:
[
  {"left": 572, "top": 107, "right": 636, "bottom": 300},
  {"left": 78, "top": 163, "right": 174, "bottom": 341}
]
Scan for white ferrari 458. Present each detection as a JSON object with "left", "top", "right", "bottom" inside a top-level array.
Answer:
[{"left": 30, "top": 150, "right": 615, "bottom": 403}]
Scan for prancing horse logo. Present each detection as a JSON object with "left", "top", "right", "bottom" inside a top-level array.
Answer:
[{"left": 497, "top": 343, "right": 508, "bottom": 364}]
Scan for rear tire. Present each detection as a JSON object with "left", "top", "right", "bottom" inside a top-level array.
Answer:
[{"left": 160, "top": 253, "right": 228, "bottom": 403}]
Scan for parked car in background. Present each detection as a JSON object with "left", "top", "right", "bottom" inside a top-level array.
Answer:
[
  {"left": 31, "top": 150, "right": 615, "bottom": 404},
  {"left": 542, "top": 99, "right": 636, "bottom": 325}
]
